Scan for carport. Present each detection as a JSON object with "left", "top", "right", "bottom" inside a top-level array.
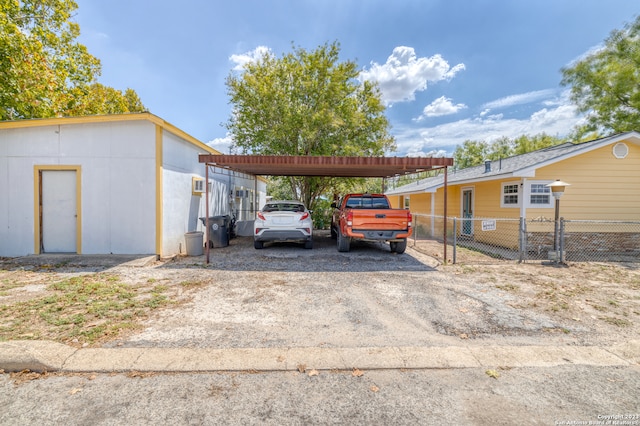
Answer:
[{"left": 198, "top": 154, "right": 454, "bottom": 262}]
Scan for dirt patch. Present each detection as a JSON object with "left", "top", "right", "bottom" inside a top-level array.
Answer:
[
  {"left": 413, "top": 239, "right": 640, "bottom": 344},
  {"left": 1, "top": 232, "right": 639, "bottom": 348}
]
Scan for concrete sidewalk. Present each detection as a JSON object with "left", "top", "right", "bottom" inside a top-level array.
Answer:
[{"left": 1, "top": 340, "right": 638, "bottom": 373}]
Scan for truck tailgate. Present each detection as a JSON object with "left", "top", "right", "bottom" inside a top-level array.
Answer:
[{"left": 351, "top": 209, "right": 410, "bottom": 230}]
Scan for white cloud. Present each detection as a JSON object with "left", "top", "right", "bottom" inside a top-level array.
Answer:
[
  {"left": 229, "top": 46, "right": 272, "bottom": 71},
  {"left": 416, "top": 96, "right": 467, "bottom": 120},
  {"left": 391, "top": 102, "right": 584, "bottom": 157},
  {"left": 482, "top": 89, "right": 556, "bottom": 111},
  {"left": 359, "top": 46, "right": 465, "bottom": 106},
  {"left": 206, "top": 135, "right": 234, "bottom": 154}
]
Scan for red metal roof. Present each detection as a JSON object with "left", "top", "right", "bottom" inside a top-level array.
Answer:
[{"left": 198, "top": 154, "right": 453, "bottom": 178}]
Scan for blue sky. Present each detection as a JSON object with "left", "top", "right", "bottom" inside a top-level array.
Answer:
[{"left": 74, "top": 0, "right": 639, "bottom": 157}]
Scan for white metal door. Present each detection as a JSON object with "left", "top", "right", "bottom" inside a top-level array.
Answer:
[{"left": 41, "top": 170, "right": 77, "bottom": 253}]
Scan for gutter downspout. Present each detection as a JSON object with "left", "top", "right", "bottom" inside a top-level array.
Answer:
[{"left": 443, "top": 166, "right": 448, "bottom": 263}]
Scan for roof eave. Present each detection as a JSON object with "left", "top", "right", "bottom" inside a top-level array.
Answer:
[{"left": 516, "top": 131, "right": 640, "bottom": 177}]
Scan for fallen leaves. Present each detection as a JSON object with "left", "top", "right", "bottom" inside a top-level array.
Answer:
[
  {"left": 485, "top": 369, "right": 500, "bottom": 379},
  {"left": 9, "top": 369, "right": 48, "bottom": 385},
  {"left": 351, "top": 368, "right": 364, "bottom": 377}
]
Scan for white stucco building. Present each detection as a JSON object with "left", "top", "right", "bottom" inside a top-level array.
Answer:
[{"left": 0, "top": 113, "right": 266, "bottom": 257}]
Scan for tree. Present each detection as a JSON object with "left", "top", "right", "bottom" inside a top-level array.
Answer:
[
  {"left": 452, "top": 133, "right": 566, "bottom": 169},
  {"left": 0, "top": 0, "right": 145, "bottom": 120},
  {"left": 66, "top": 84, "right": 146, "bottom": 116},
  {"left": 512, "top": 133, "right": 563, "bottom": 155},
  {"left": 561, "top": 15, "right": 640, "bottom": 134},
  {"left": 453, "top": 140, "right": 489, "bottom": 169},
  {"left": 225, "top": 41, "right": 395, "bottom": 210}
]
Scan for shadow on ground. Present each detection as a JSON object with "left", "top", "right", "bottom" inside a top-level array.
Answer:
[{"left": 165, "top": 230, "right": 438, "bottom": 273}]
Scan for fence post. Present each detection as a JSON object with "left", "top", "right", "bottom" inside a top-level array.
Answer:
[
  {"left": 518, "top": 217, "right": 525, "bottom": 263},
  {"left": 453, "top": 217, "right": 457, "bottom": 264},
  {"left": 412, "top": 215, "right": 417, "bottom": 246},
  {"left": 559, "top": 217, "right": 565, "bottom": 264}
]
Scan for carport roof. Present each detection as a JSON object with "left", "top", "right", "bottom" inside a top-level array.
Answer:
[{"left": 198, "top": 154, "right": 453, "bottom": 178}]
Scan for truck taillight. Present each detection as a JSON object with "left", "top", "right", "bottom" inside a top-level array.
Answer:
[
  {"left": 346, "top": 211, "right": 353, "bottom": 227},
  {"left": 407, "top": 211, "right": 413, "bottom": 227}
]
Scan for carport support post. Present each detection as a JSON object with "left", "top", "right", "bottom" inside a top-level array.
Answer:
[
  {"left": 205, "top": 164, "right": 210, "bottom": 264},
  {"left": 443, "top": 166, "right": 448, "bottom": 263}
]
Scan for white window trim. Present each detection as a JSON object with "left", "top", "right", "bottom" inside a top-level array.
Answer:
[
  {"left": 192, "top": 177, "right": 205, "bottom": 196},
  {"left": 500, "top": 182, "right": 521, "bottom": 208},
  {"left": 524, "top": 180, "right": 554, "bottom": 208}
]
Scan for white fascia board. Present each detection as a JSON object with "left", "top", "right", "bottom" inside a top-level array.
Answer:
[
  {"left": 386, "top": 188, "right": 435, "bottom": 196},
  {"left": 449, "top": 172, "right": 517, "bottom": 186},
  {"left": 390, "top": 171, "right": 518, "bottom": 195}
]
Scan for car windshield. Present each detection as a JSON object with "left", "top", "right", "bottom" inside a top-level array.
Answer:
[{"left": 263, "top": 203, "right": 305, "bottom": 213}]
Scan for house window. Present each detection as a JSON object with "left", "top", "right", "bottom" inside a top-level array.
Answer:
[
  {"left": 529, "top": 183, "right": 551, "bottom": 205},
  {"left": 192, "top": 177, "right": 205, "bottom": 196},
  {"left": 501, "top": 183, "right": 520, "bottom": 208},
  {"left": 404, "top": 196, "right": 410, "bottom": 209}
]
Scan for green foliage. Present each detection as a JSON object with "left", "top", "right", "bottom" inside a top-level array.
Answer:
[
  {"left": 561, "top": 15, "right": 640, "bottom": 134},
  {"left": 225, "top": 41, "right": 395, "bottom": 210},
  {"left": 311, "top": 197, "right": 332, "bottom": 230},
  {"left": 0, "top": 0, "right": 145, "bottom": 120},
  {"left": 453, "top": 140, "right": 489, "bottom": 169},
  {"left": 453, "top": 133, "right": 566, "bottom": 169}
]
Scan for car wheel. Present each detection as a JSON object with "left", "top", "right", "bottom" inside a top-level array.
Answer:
[
  {"left": 304, "top": 240, "right": 313, "bottom": 249},
  {"left": 337, "top": 230, "right": 350, "bottom": 252},
  {"left": 391, "top": 239, "right": 407, "bottom": 254},
  {"left": 254, "top": 240, "right": 264, "bottom": 249}
]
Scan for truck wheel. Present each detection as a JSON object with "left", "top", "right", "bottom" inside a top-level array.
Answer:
[
  {"left": 391, "top": 239, "right": 407, "bottom": 254},
  {"left": 254, "top": 240, "right": 264, "bottom": 249},
  {"left": 337, "top": 230, "right": 350, "bottom": 252}
]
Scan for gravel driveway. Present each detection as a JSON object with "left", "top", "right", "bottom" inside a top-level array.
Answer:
[{"left": 102, "top": 230, "right": 622, "bottom": 350}]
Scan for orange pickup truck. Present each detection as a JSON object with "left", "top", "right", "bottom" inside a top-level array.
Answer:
[{"left": 330, "top": 193, "right": 412, "bottom": 253}]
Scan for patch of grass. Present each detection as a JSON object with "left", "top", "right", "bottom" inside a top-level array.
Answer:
[
  {"left": 496, "top": 283, "right": 518, "bottom": 292},
  {"left": 459, "top": 265, "right": 477, "bottom": 274},
  {"left": 549, "top": 301, "right": 569, "bottom": 312},
  {"left": 180, "top": 280, "right": 206, "bottom": 289},
  {"left": 600, "top": 317, "right": 632, "bottom": 327},
  {"left": 0, "top": 278, "right": 29, "bottom": 294},
  {"left": 0, "top": 273, "right": 172, "bottom": 346},
  {"left": 589, "top": 304, "right": 608, "bottom": 312}
]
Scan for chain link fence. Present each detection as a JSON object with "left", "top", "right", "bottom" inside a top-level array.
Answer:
[{"left": 410, "top": 214, "right": 640, "bottom": 264}]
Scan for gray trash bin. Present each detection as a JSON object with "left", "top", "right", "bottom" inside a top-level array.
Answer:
[
  {"left": 199, "top": 216, "right": 229, "bottom": 248},
  {"left": 184, "top": 231, "right": 204, "bottom": 256}
]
